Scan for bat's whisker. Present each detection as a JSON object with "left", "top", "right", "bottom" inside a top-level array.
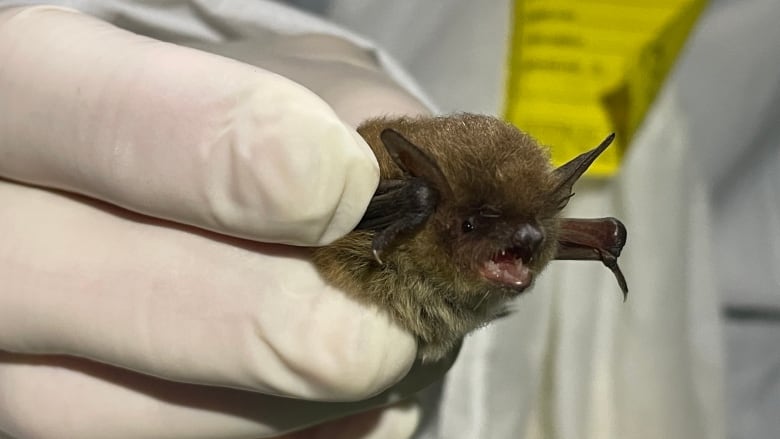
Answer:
[{"left": 473, "top": 291, "right": 490, "bottom": 311}]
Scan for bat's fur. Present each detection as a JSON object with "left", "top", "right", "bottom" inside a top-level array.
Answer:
[{"left": 313, "top": 114, "right": 567, "bottom": 361}]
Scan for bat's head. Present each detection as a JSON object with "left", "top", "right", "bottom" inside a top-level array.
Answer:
[{"left": 366, "top": 115, "right": 612, "bottom": 301}]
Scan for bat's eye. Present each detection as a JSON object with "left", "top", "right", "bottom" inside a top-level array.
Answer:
[
  {"left": 479, "top": 206, "right": 501, "bottom": 218},
  {"left": 462, "top": 219, "right": 476, "bottom": 233}
]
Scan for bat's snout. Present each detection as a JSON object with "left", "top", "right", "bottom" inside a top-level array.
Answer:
[{"left": 512, "top": 224, "right": 544, "bottom": 262}]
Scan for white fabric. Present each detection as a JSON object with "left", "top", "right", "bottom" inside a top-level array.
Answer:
[
  {"left": 674, "top": 0, "right": 780, "bottom": 310},
  {"left": 671, "top": 1, "right": 780, "bottom": 437}
]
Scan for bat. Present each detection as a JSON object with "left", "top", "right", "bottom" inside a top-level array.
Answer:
[{"left": 312, "top": 114, "right": 627, "bottom": 361}]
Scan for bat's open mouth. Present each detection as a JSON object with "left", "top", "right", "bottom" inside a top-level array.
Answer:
[{"left": 478, "top": 247, "right": 533, "bottom": 291}]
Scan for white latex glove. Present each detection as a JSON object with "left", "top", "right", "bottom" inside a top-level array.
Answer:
[{"left": 0, "top": 6, "right": 448, "bottom": 438}]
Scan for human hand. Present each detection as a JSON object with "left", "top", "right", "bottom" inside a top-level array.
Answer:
[{"left": 0, "top": 6, "right": 448, "bottom": 438}]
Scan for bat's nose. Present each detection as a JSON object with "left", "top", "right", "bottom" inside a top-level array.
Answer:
[{"left": 513, "top": 224, "right": 544, "bottom": 258}]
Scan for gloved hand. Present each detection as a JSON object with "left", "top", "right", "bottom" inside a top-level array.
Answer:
[{"left": 0, "top": 6, "right": 450, "bottom": 438}]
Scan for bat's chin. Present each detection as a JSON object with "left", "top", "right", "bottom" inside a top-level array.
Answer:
[{"left": 478, "top": 248, "right": 534, "bottom": 293}]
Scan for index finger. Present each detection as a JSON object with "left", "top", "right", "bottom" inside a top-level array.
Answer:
[{"left": 0, "top": 6, "right": 378, "bottom": 246}]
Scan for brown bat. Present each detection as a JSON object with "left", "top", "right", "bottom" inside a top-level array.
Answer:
[{"left": 312, "top": 114, "right": 626, "bottom": 361}]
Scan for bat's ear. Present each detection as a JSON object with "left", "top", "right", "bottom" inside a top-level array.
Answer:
[
  {"left": 552, "top": 133, "right": 615, "bottom": 207},
  {"left": 380, "top": 129, "right": 454, "bottom": 199}
]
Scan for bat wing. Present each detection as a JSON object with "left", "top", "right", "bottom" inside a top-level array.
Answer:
[
  {"left": 356, "top": 178, "right": 438, "bottom": 263},
  {"left": 555, "top": 217, "right": 629, "bottom": 298},
  {"left": 354, "top": 129, "right": 452, "bottom": 264}
]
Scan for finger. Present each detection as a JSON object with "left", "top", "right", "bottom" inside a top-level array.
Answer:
[
  {"left": 188, "top": 37, "right": 432, "bottom": 128},
  {"left": 0, "top": 352, "right": 423, "bottom": 439},
  {"left": 0, "top": 6, "right": 377, "bottom": 246},
  {"left": 0, "top": 178, "right": 417, "bottom": 400}
]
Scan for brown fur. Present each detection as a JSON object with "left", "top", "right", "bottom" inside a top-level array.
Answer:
[{"left": 312, "top": 114, "right": 564, "bottom": 361}]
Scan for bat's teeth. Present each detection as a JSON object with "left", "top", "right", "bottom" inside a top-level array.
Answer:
[
  {"left": 509, "top": 245, "right": 534, "bottom": 263},
  {"left": 479, "top": 256, "right": 533, "bottom": 290}
]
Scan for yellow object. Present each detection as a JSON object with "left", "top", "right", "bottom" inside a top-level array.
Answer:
[{"left": 504, "top": 0, "right": 707, "bottom": 176}]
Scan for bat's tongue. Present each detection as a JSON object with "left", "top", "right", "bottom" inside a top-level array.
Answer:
[{"left": 479, "top": 250, "right": 532, "bottom": 290}]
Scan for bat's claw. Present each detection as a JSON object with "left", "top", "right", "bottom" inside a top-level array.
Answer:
[
  {"left": 372, "top": 248, "right": 384, "bottom": 265},
  {"left": 357, "top": 177, "right": 439, "bottom": 266},
  {"left": 599, "top": 251, "right": 629, "bottom": 301}
]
